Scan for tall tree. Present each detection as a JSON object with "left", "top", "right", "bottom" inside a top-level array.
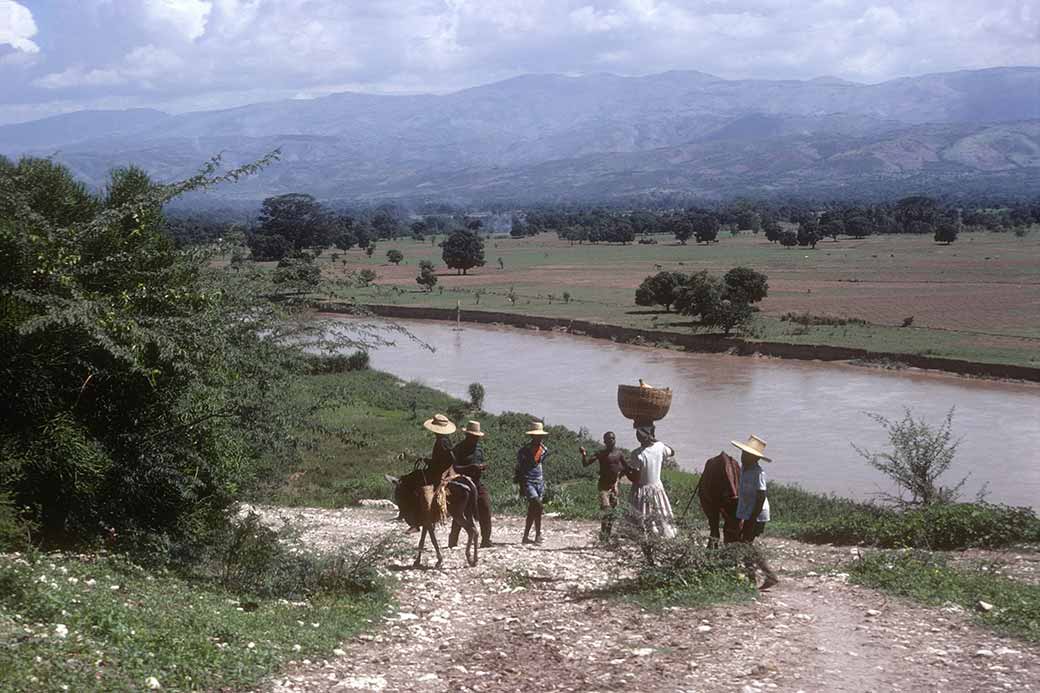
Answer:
[
  {"left": 441, "top": 230, "right": 486, "bottom": 275},
  {"left": 635, "top": 271, "right": 687, "bottom": 312},
  {"left": 257, "top": 193, "right": 334, "bottom": 250}
]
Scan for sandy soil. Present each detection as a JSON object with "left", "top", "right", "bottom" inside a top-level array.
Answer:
[{"left": 251, "top": 507, "right": 1038, "bottom": 693}]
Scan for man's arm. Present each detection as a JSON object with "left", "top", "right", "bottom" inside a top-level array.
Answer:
[{"left": 580, "top": 447, "right": 595, "bottom": 467}]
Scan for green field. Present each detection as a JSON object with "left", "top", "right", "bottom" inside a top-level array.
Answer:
[{"left": 308, "top": 230, "right": 1040, "bottom": 367}]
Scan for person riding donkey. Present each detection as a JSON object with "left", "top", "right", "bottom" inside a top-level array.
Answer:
[
  {"left": 449, "top": 421, "right": 493, "bottom": 549},
  {"left": 580, "top": 431, "right": 628, "bottom": 539}
]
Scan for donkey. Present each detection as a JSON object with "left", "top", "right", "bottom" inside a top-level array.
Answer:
[{"left": 386, "top": 468, "right": 479, "bottom": 568}]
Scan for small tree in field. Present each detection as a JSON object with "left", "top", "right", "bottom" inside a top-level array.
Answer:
[
  {"left": 779, "top": 230, "right": 798, "bottom": 248},
  {"left": 853, "top": 408, "right": 965, "bottom": 507},
  {"left": 934, "top": 218, "right": 959, "bottom": 245},
  {"left": 386, "top": 248, "right": 404, "bottom": 264},
  {"left": 468, "top": 382, "right": 485, "bottom": 410},
  {"left": 416, "top": 260, "right": 437, "bottom": 292}
]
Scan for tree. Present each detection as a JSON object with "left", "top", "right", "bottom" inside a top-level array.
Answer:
[
  {"left": 257, "top": 193, "right": 333, "bottom": 250},
  {"left": 0, "top": 151, "right": 385, "bottom": 545},
  {"left": 797, "top": 220, "right": 820, "bottom": 248},
  {"left": 691, "top": 213, "right": 720, "bottom": 244},
  {"left": 634, "top": 271, "right": 686, "bottom": 312},
  {"left": 895, "top": 196, "right": 940, "bottom": 234},
  {"left": 934, "top": 216, "right": 959, "bottom": 245},
  {"left": 386, "top": 249, "right": 404, "bottom": 265},
  {"left": 723, "top": 267, "right": 769, "bottom": 305},
  {"left": 763, "top": 220, "right": 783, "bottom": 243},
  {"left": 673, "top": 271, "right": 720, "bottom": 318},
  {"left": 410, "top": 220, "right": 427, "bottom": 241},
  {"left": 416, "top": 260, "right": 437, "bottom": 292},
  {"left": 333, "top": 229, "right": 357, "bottom": 251},
  {"left": 670, "top": 216, "right": 695, "bottom": 245},
  {"left": 845, "top": 215, "right": 873, "bottom": 239},
  {"left": 247, "top": 233, "right": 292, "bottom": 261},
  {"left": 441, "top": 230, "right": 486, "bottom": 275},
  {"left": 510, "top": 214, "right": 526, "bottom": 238},
  {"left": 779, "top": 230, "right": 798, "bottom": 247}
]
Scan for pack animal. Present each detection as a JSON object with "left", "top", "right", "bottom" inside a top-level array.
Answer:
[{"left": 387, "top": 462, "right": 479, "bottom": 568}]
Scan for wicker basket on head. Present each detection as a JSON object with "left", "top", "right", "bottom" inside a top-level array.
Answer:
[{"left": 617, "top": 381, "right": 672, "bottom": 422}]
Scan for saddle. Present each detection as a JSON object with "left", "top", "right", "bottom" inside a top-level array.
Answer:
[{"left": 400, "top": 459, "right": 457, "bottom": 527}]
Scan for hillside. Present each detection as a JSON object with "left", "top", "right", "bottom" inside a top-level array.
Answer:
[{"left": 2, "top": 67, "right": 1038, "bottom": 202}]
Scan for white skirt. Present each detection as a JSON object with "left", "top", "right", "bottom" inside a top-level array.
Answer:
[{"left": 628, "top": 482, "right": 677, "bottom": 539}]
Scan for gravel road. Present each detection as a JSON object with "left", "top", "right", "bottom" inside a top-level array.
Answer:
[{"left": 253, "top": 507, "right": 1039, "bottom": 693}]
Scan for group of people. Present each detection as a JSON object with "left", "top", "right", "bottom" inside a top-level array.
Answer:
[{"left": 411, "top": 413, "right": 778, "bottom": 590}]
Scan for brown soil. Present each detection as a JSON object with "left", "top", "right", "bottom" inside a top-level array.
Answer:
[{"left": 255, "top": 508, "right": 1039, "bottom": 693}]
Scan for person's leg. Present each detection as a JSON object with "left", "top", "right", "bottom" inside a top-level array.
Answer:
[
  {"left": 722, "top": 502, "right": 741, "bottom": 545},
  {"left": 523, "top": 498, "right": 535, "bottom": 543},
  {"left": 477, "top": 485, "right": 492, "bottom": 547},
  {"left": 536, "top": 497, "right": 544, "bottom": 541},
  {"left": 753, "top": 522, "right": 779, "bottom": 589}
]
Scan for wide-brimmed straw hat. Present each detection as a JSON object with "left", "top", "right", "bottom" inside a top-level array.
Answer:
[
  {"left": 463, "top": 420, "right": 485, "bottom": 437},
  {"left": 423, "top": 414, "right": 457, "bottom": 435},
  {"left": 731, "top": 434, "right": 772, "bottom": 462},
  {"left": 525, "top": 421, "right": 549, "bottom": 436}
]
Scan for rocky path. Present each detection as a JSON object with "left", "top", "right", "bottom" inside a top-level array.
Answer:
[{"left": 256, "top": 507, "right": 1039, "bottom": 693}]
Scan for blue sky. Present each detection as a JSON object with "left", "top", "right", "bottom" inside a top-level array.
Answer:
[{"left": 1, "top": 0, "right": 1037, "bottom": 125}]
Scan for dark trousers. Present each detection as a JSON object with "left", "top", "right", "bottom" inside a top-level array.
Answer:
[
  {"left": 449, "top": 483, "right": 492, "bottom": 546},
  {"left": 704, "top": 500, "right": 741, "bottom": 546},
  {"left": 740, "top": 521, "right": 777, "bottom": 582}
]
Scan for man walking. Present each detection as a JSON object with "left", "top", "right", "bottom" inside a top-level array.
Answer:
[
  {"left": 449, "top": 421, "right": 493, "bottom": 549},
  {"left": 515, "top": 421, "right": 550, "bottom": 545},
  {"left": 733, "top": 434, "right": 779, "bottom": 591},
  {"left": 580, "top": 431, "right": 628, "bottom": 539}
]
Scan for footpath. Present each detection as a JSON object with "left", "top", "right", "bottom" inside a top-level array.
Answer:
[{"left": 255, "top": 507, "right": 1039, "bottom": 693}]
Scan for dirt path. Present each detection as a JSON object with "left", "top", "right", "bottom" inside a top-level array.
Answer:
[{"left": 256, "top": 507, "right": 1039, "bottom": 693}]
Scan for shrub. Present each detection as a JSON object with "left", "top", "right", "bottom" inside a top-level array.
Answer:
[
  {"left": 779, "top": 312, "right": 868, "bottom": 327},
  {"left": 305, "top": 351, "right": 370, "bottom": 374},
  {"left": 468, "top": 382, "right": 486, "bottom": 410},
  {"left": 853, "top": 408, "right": 965, "bottom": 506},
  {"left": 794, "top": 502, "right": 1040, "bottom": 549}
]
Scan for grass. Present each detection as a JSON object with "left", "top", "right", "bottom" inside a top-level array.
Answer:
[
  {"left": 849, "top": 551, "right": 1040, "bottom": 642},
  {"left": 0, "top": 550, "right": 388, "bottom": 692},
  {"left": 308, "top": 230, "right": 1040, "bottom": 367}
]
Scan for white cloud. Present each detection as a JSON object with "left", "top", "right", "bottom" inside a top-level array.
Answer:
[
  {"left": 0, "top": 0, "right": 38, "bottom": 53},
  {"left": 34, "top": 66, "right": 125, "bottom": 89},
  {"left": 142, "top": 0, "right": 212, "bottom": 41}
]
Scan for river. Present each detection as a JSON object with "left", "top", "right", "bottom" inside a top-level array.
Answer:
[{"left": 333, "top": 317, "right": 1040, "bottom": 508}]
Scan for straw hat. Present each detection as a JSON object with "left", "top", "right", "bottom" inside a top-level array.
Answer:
[
  {"left": 463, "top": 420, "right": 485, "bottom": 437},
  {"left": 423, "top": 414, "right": 457, "bottom": 435},
  {"left": 731, "top": 434, "right": 772, "bottom": 462},
  {"left": 525, "top": 421, "right": 549, "bottom": 436}
]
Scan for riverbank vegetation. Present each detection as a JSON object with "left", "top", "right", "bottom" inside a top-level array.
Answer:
[{"left": 0, "top": 155, "right": 397, "bottom": 690}]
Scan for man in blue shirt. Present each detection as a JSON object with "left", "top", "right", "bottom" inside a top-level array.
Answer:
[{"left": 732, "top": 435, "right": 779, "bottom": 591}]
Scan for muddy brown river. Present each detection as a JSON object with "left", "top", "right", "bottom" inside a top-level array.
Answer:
[{"left": 336, "top": 318, "right": 1040, "bottom": 508}]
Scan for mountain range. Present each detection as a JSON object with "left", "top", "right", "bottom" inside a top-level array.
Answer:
[{"left": 2, "top": 66, "right": 1038, "bottom": 204}]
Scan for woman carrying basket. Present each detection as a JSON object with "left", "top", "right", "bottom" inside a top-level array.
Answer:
[{"left": 626, "top": 426, "right": 677, "bottom": 539}]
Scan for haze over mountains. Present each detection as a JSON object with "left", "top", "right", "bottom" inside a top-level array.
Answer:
[{"left": 2, "top": 66, "right": 1038, "bottom": 204}]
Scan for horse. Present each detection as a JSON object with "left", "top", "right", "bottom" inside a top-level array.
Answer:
[{"left": 386, "top": 462, "right": 479, "bottom": 568}]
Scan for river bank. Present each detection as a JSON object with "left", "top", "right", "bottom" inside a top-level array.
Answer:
[{"left": 320, "top": 302, "right": 1040, "bottom": 383}]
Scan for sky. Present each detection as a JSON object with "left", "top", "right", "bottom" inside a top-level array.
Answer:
[{"left": 0, "top": 0, "right": 1037, "bottom": 125}]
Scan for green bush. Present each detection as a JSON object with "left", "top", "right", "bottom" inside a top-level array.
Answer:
[
  {"left": 305, "top": 350, "right": 370, "bottom": 374},
  {"left": 795, "top": 502, "right": 1040, "bottom": 549}
]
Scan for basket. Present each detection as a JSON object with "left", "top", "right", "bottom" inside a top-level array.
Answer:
[{"left": 617, "top": 383, "right": 672, "bottom": 422}]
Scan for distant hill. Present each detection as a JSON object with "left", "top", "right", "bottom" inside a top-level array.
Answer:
[{"left": 2, "top": 67, "right": 1038, "bottom": 203}]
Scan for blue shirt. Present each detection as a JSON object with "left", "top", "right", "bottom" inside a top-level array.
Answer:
[
  {"left": 514, "top": 443, "right": 549, "bottom": 483},
  {"left": 736, "top": 461, "right": 770, "bottom": 522}
]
